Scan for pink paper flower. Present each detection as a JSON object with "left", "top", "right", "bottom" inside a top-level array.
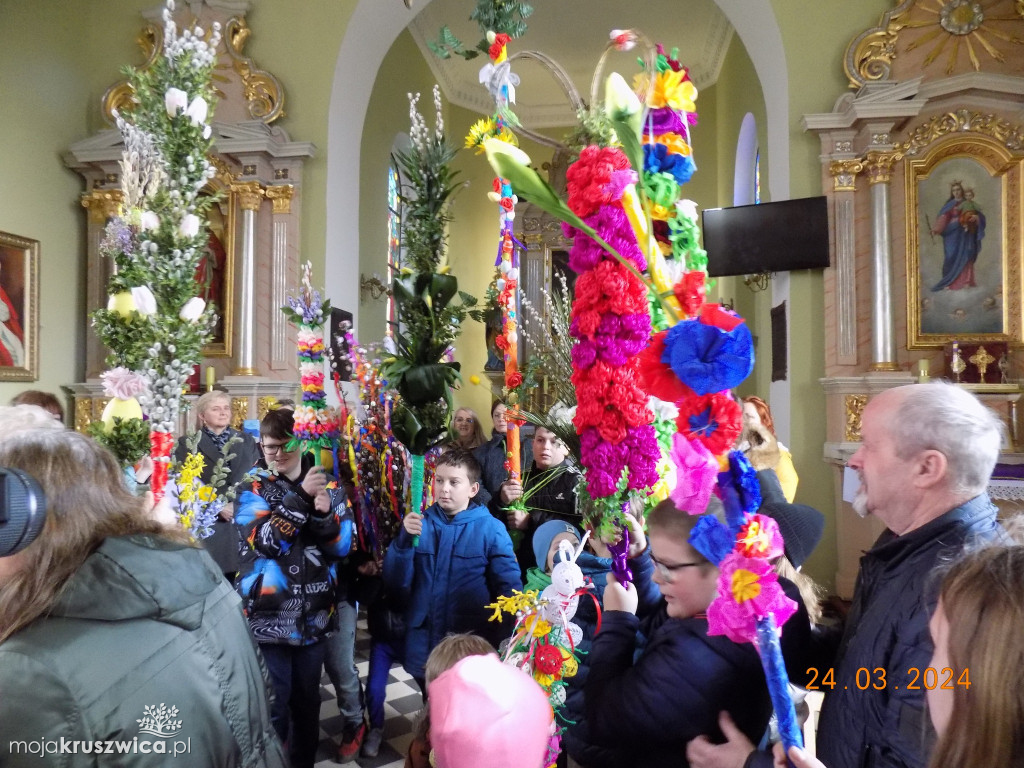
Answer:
[
  {"left": 707, "top": 553, "right": 797, "bottom": 644},
  {"left": 736, "top": 514, "right": 784, "bottom": 560},
  {"left": 669, "top": 433, "right": 718, "bottom": 514},
  {"left": 100, "top": 367, "right": 149, "bottom": 400}
]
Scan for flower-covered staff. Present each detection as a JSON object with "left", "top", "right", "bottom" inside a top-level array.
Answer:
[
  {"left": 381, "top": 86, "right": 480, "bottom": 545},
  {"left": 92, "top": 0, "right": 222, "bottom": 500},
  {"left": 282, "top": 261, "right": 340, "bottom": 467}
]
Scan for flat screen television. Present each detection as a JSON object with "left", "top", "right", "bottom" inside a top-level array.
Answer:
[{"left": 701, "top": 196, "right": 830, "bottom": 277}]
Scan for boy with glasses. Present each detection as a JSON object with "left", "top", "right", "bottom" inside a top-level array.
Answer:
[
  {"left": 580, "top": 499, "right": 775, "bottom": 768},
  {"left": 235, "top": 408, "right": 355, "bottom": 768}
]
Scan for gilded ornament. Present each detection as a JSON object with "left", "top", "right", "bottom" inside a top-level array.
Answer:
[
  {"left": 231, "top": 397, "right": 248, "bottom": 429},
  {"left": 900, "top": 110, "right": 1024, "bottom": 154},
  {"left": 101, "top": 24, "right": 162, "bottom": 125},
  {"left": 845, "top": 395, "right": 868, "bottom": 442},
  {"left": 231, "top": 181, "right": 264, "bottom": 211},
  {"left": 257, "top": 397, "right": 277, "bottom": 421},
  {"left": 865, "top": 150, "right": 904, "bottom": 184},
  {"left": 265, "top": 184, "right": 295, "bottom": 215},
  {"left": 75, "top": 398, "right": 93, "bottom": 434},
  {"left": 830, "top": 159, "right": 865, "bottom": 191},
  {"left": 225, "top": 17, "right": 285, "bottom": 123},
  {"left": 970, "top": 345, "right": 995, "bottom": 380},
  {"left": 81, "top": 190, "right": 125, "bottom": 224}
]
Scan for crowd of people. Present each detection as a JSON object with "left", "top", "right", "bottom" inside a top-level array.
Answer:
[{"left": 1, "top": 381, "right": 1023, "bottom": 768}]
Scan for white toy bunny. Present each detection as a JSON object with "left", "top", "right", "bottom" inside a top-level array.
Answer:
[{"left": 538, "top": 532, "right": 591, "bottom": 643}]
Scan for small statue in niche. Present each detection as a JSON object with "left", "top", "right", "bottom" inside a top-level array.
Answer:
[
  {"left": 484, "top": 305, "right": 504, "bottom": 371},
  {"left": 950, "top": 341, "right": 966, "bottom": 383}
]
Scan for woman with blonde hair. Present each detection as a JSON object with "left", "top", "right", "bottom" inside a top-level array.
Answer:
[
  {"left": 739, "top": 396, "right": 799, "bottom": 503},
  {"left": 451, "top": 407, "right": 486, "bottom": 450},
  {"left": 0, "top": 428, "right": 286, "bottom": 767}
]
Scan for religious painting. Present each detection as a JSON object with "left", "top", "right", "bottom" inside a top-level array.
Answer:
[
  {"left": 0, "top": 231, "right": 39, "bottom": 381},
  {"left": 198, "top": 186, "right": 235, "bottom": 357},
  {"left": 905, "top": 135, "right": 1024, "bottom": 348}
]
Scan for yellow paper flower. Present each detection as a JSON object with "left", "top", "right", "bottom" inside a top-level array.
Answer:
[
  {"left": 636, "top": 70, "right": 698, "bottom": 112},
  {"left": 730, "top": 568, "right": 763, "bottom": 604},
  {"left": 643, "top": 132, "right": 692, "bottom": 156},
  {"left": 560, "top": 652, "right": 578, "bottom": 679}
]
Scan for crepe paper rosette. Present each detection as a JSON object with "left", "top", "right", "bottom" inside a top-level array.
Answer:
[
  {"left": 90, "top": 0, "right": 222, "bottom": 501},
  {"left": 282, "top": 261, "right": 340, "bottom": 464}
]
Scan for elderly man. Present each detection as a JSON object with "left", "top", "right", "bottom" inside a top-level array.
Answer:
[
  {"left": 686, "top": 381, "right": 1004, "bottom": 768},
  {"left": 174, "top": 390, "right": 260, "bottom": 578}
]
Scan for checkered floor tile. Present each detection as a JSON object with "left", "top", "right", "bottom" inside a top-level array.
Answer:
[{"left": 314, "top": 615, "right": 423, "bottom": 768}]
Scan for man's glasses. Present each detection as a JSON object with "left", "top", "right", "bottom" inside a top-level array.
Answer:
[
  {"left": 650, "top": 553, "right": 705, "bottom": 583},
  {"left": 261, "top": 442, "right": 294, "bottom": 456}
]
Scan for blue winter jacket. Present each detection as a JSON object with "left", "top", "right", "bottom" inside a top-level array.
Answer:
[{"left": 383, "top": 502, "right": 523, "bottom": 679}]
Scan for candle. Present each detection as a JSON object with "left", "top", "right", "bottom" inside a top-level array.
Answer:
[
  {"left": 205, "top": 366, "right": 215, "bottom": 392},
  {"left": 917, "top": 359, "right": 930, "bottom": 382}
]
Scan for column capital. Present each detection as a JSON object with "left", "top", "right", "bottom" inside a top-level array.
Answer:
[
  {"left": 829, "top": 159, "right": 865, "bottom": 192},
  {"left": 231, "top": 181, "right": 265, "bottom": 211},
  {"left": 865, "top": 150, "right": 903, "bottom": 185},
  {"left": 265, "top": 184, "right": 294, "bottom": 215},
  {"left": 81, "top": 189, "right": 124, "bottom": 223}
]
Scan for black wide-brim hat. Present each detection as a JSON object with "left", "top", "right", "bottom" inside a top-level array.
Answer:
[{"left": 755, "top": 469, "right": 825, "bottom": 568}]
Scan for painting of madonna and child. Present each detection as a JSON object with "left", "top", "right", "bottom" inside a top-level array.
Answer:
[{"left": 917, "top": 156, "right": 1004, "bottom": 336}]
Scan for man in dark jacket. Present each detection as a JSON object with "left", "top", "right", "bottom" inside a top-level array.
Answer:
[
  {"left": 174, "top": 389, "right": 260, "bottom": 578},
  {"left": 684, "top": 382, "right": 1005, "bottom": 768}
]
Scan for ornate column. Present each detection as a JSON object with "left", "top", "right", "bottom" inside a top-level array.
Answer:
[
  {"left": 829, "top": 158, "right": 864, "bottom": 367},
  {"left": 865, "top": 150, "right": 902, "bottom": 372},
  {"left": 265, "top": 184, "right": 294, "bottom": 371},
  {"left": 231, "top": 181, "right": 264, "bottom": 375},
  {"left": 81, "top": 190, "right": 124, "bottom": 378}
]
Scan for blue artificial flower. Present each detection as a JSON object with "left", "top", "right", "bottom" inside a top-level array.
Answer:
[
  {"left": 689, "top": 513, "right": 735, "bottom": 566},
  {"left": 643, "top": 143, "right": 696, "bottom": 186},
  {"left": 662, "top": 320, "right": 755, "bottom": 396},
  {"left": 717, "top": 450, "right": 762, "bottom": 531}
]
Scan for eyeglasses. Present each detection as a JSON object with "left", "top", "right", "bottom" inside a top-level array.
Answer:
[
  {"left": 261, "top": 442, "right": 294, "bottom": 456},
  {"left": 650, "top": 554, "right": 705, "bottom": 583},
  {"left": 454, "top": 417, "right": 475, "bottom": 424}
]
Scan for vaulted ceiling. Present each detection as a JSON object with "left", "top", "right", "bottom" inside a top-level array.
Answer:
[{"left": 407, "top": 0, "right": 735, "bottom": 128}]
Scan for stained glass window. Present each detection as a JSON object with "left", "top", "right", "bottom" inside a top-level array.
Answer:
[
  {"left": 386, "top": 158, "right": 402, "bottom": 329},
  {"left": 754, "top": 149, "right": 761, "bottom": 205}
]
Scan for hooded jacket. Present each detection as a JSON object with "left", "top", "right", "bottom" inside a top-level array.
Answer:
[
  {"left": 383, "top": 502, "right": 522, "bottom": 679},
  {"left": 0, "top": 535, "right": 287, "bottom": 768}
]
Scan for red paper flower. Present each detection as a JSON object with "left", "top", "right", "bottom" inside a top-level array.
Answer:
[
  {"left": 507, "top": 371, "right": 523, "bottom": 388},
  {"left": 534, "top": 643, "right": 563, "bottom": 676},
  {"left": 499, "top": 197, "right": 514, "bottom": 211},
  {"left": 674, "top": 271, "right": 706, "bottom": 318},
  {"left": 488, "top": 32, "right": 511, "bottom": 60},
  {"left": 700, "top": 303, "right": 743, "bottom": 331},
  {"left": 494, "top": 335, "right": 510, "bottom": 351},
  {"left": 492, "top": 178, "right": 502, "bottom": 193},
  {"left": 635, "top": 330, "right": 695, "bottom": 404},
  {"left": 565, "top": 146, "right": 631, "bottom": 218},
  {"left": 676, "top": 393, "right": 741, "bottom": 456}
]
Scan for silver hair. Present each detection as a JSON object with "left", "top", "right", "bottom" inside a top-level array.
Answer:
[
  {"left": 889, "top": 382, "right": 1003, "bottom": 495},
  {"left": 193, "top": 390, "right": 230, "bottom": 418},
  {"left": 0, "top": 405, "right": 66, "bottom": 442}
]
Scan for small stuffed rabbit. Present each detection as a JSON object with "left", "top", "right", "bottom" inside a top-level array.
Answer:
[{"left": 539, "top": 533, "right": 590, "bottom": 628}]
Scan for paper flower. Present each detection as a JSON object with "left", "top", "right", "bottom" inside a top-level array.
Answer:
[
  {"left": 676, "top": 393, "right": 741, "bottom": 456},
  {"left": 662, "top": 319, "right": 754, "bottom": 396},
  {"left": 737, "top": 514, "right": 785, "bottom": 560},
  {"left": 707, "top": 553, "right": 797, "bottom": 644},
  {"left": 688, "top": 513, "right": 735, "bottom": 564},
  {"left": 185, "top": 95, "right": 208, "bottom": 126},
  {"left": 164, "top": 87, "right": 188, "bottom": 117},
  {"left": 101, "top": 367, "right": 149, "bottom": 400},
  {"left": 179, "top": 213, "right": 201, "bottom": 239},
  {"left": 179, "top": 296, "right": 206, "bottom": 322},
  {"left": 130, "top": 285, "right": 157, "bottom": 316},
  {"left": 669, "top": 433, "right": 719, "bottom": 513},
  {"left": 636, "top": 331, "right": 695, "bottom": 404},
  {"left": 716, "top": 450, "right": 762, "bottom": 529}
]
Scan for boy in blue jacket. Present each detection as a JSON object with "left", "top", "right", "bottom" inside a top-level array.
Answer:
[{"left": 384, "top": 448, "right": 522, "bottom": 694}]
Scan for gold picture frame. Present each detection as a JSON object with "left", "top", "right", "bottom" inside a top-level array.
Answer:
[
  {"left": 905, "top": 135, "right": 1023, "bottom": 349},
  {"left": 0, "top": 231, "right": 39, "bottom": 381},
  {"left": 199, "top": 177, "right": 236, "bottom": 357}
]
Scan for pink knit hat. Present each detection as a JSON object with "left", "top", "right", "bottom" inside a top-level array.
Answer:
[{"left": 429, "top": 654, "right": 553, "bottom": 768}]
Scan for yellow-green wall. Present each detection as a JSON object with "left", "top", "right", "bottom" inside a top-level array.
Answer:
[{"left": 0, "top": 0, "right": 897, "bottom": 590}]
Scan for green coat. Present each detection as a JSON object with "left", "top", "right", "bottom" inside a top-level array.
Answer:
[{"left": 0, "top": 534, "right": 287, "bottom": 768}]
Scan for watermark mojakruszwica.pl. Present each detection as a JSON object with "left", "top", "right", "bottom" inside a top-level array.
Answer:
[{"left": 9, "top": 704, "right": 191, "bottom": 757}]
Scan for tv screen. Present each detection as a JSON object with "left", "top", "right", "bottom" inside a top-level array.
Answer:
[{"left": 701, "top": 196, "right": 830, "bottom": 277}]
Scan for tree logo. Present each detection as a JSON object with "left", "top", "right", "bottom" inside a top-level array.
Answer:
[{"left": 136, "top": 704, "right": 183, "bottom": 738}]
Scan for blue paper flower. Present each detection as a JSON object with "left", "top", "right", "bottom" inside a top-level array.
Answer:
[
  {"left": 662, "top": 320, "right": 755, "bottom": 396},
  {"left": 643, "top": 143, "right": 696, "bottom": 185},
  {"left": 717, "top": 450, "right": 762, "bottom": 532},
  {"left": 689, "top": 514, "right": 735, "bottom": 566}
]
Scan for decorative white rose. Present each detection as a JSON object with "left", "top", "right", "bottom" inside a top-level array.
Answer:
[
  {"left": 130, "top": 285, "right": 157, "bottom": 316},
  {"left": 185, "top": 96, "right": 208, "bottom": 126},
  {"left": 179, "top": 214, "right": 201, "bottom": 239},
  {"left": 165, "top": 87, "right": 188, "bottom": 117},
  {"left": 496, "top": 278, "right": 506, "bottom": 291},
  {"left": 179, "top": 297, "right": 206, "bottom": 322},
  {"left": 140, "top": 210, "right": 160, "bottom": 231},
  {"left": 202, "top": 124, "right": 212, "bottom": 140}
]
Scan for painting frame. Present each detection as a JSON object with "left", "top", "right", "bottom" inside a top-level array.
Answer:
[
  {"left": 0, "top": 231, "right": 39, "bottom": 381},
  {"left": 905, "top": 135, "right": 1024, "bottom": 349},
  {"left": 198, "top": 178, "right": 236, "bottom": 357}
]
